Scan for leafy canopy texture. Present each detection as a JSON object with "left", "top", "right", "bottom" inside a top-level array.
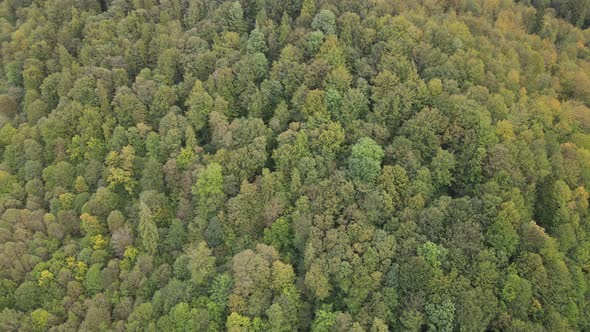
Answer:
[
  {"left": 348, "top": 137, "right": 385, "bottom": 183},
  {"left": 0, "top": 0, "right": 590, "bottom": 331}
]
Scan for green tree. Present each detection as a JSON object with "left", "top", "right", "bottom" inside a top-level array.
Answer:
[
  {"left": 193, "top": 163, "right": 225, "bottom": 219},
  {"left": 186, "top": 80, "right": 214, "bottom": 132},
  {"left": 139, "top": 200, "right": 159, "bottom": 254},
  {"left": 348, "top": 137, "right": 384, "bottom": 183},
  {"left": 425, "top": 300, "right": 455, "bottom": 332},
  {"left": 0, "top": 95, "right": 17, "bottom": 122},
  {"left": 311, "top": 10, "right": 336, "bottom": 35},
  {"left": 84, "top": 263, "right": 104, "bottom": 296},
  {"left": 187, "top": 242, "right": 216, "bottom": 287},
  {"left": 311, "top": 307, "right": 338, "bottom": 332}
]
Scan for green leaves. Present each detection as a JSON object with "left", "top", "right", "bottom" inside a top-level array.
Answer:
[
  {"left": 138, "top": 200, "right": 158, "bottom": 254},
  {"left": 186, "top": 242, "right": 216, "bottom": 287},
  {"left": 2, "top": 0, "right": 590, "bottom": 331},
  {"left": 311, "top": 10, "right": 336, "bottom": 35},
  {"left": 417, "top": 241, "right": 447, "bottom": 269},
  {"left": 348, "top": 137, "right": 384, "bottom": 183},
  {"left": 193, "top": 163, "right": 225, "bottom": 219}
]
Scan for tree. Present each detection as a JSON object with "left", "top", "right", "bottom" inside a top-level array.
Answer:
[
  {"left": 227, "top": 181, "right": 265, "bottom": 244},
  {"left": 150, "top": 85, "right": 177, "bottom": 125},
  {"left": 155, "top": 48, "right": 179, "bottom": 85},
  {"left": 247, "top": 28, "right": 268, "bottom": 54},
  {"left": 112, "top": 88, "right": 147, "bottom": 127},
  {"left": 185, "top": 80, "right": 213, "bottom": 132},
  {"left": 42, "top": 161, "right": 75, "bottom": 191},
  {"left": 106, "top": 145, "right": 137, "bottom": 195},
  {"left": 417, "top": 241, "right": 447, "bottom": 268},
  {"left": 302, "top": 89, "right": 329, "bottom": 122},
  {"left": 0, "top": 279, "right": 16, "bottom": 310},
  {"left": 140, "top": 158, "right": 164, "bottom": 192},
  {"left": 226, "top": 312, "right": 254, "bottom": 332},
  {"left": 186, "top": 242, "right": 216, "bottom": 287},
  {"left": 230, "top": 248, "right": 273, "bottom": 316},
  {"left": 502, "top": 272, "right": 533, "bottom": 319},
  {"left": 311, "top": 10, "right": 336, "bottom": 35},
  {"left": 425, "top": 300, "right": 455, "bottom": 332},
  {"left": 305, "top": 262, "right": 332, "bottom": 301},
  {"left": 139, "top": 200, "right": 159, "bottom": 254},
  {"left": 0, "top": 95, "right": 17, "bottom": 121},
  {"left": 4, "top": 0, "right": 590, "bottom": 330},
  {"left": 30, "top": 308, "right": 52, "bottom": 332},
  {"left": 298, "top": 0, "right": 316, "bottom": 25},
  {"left": 126, "top": 302, "right": 157, "bottom": 332},
  {"left": 193, "top": 163, "right": 225, "bottom": 220},
  {"left": 14, "top": 281, "right": 39, "bottom": 311},
  {"left": 431, "top": 148, "right": 456, "bottom": 188},
  {"left": 318, "top": 35, "right": 345, "bottom": 67},
  {"left": 84, "top": 263, "right": 104, "bottom": 296},
  {"left": 311, "top": 307, "right": 338, "bottom": 332},
  {"left": 348, "top": 137, "right": 384, "bottom": 183},
  {"left": 486, "top": 208, "right": 519, "bottom": 257}
]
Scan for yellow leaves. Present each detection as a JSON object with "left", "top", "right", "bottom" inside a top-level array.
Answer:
[
  {"left": 409, "top": 194, "right": 425, "bottom": 210},
  {"left": 43, "top": 213, "right": 56, "bottom": 224},
  {"left": 31, "top": 308, "right": 50, "bottom": 331},
  {"left": 531, "top": 298, "right": 543, "bottom": 317},
  {"left": 65, "top": 256, "right": 75, "bottom": 267},
  {"left": 120, "top": 246, "right": 139, "bottom": 270},
  {"left": 495, "top": 120, "right": 515, "bottom": 140},
  {"left": 530, "top": 95, "right": 561, "bottom": 129},
  {"left": 38, "top": 270, "right": 54, "bottom": 286},
  {"left": 567, "top": 102, "right": 590, "bottom": 132},
  {"left": 80, "top": 213, "right": 99, "bottom": 226},
  {"left": 226, "top": 311, "right": 252, "bottom": 332},
  {"left": 428, "top": 78, "right": 443, "bottom": 97},
  {"left": 106, "top": 145, "right": 137, "bottom": 194},
  {"left": 176, "top": 147, "right": 196, "bottom": 170},
  {"left": 124, "top": 246, "right": 138, "bottom": 260},
  {"left": 348, "top": 222, "right": 374, "bottom": 243},
  {"left": 136, "top": 122, "right": 152, "bottom": 136},
  {"left": 74, "top": 176, "right": 88, "bottom": 193},
  {"left": 495, "top": 10, "right": 526, "bottom": 35},
  {"left": 371, "top": 271, "right": 383, "bottom": 288},
  {"left": 298, "top": 0, "right": 316, "bottom": 24},
  {"left": 67, "top": 135, "right": 84, "bottom": 161},
  {"left": 448, "top": 21, "right": 473, "bottom": 42},
  {"left": 11, "top": 29, "right": 27, "bottom": 52},
  {"left": 107, "top": 167, "right": 135, "bottom": 193},
  {"left": 59, "top": 193, "right": 75, "bottom": 210},
  {"left": 66, "top": 257, "right": 88, "bottom": 281},
  {"left": 315, "top": 122, "right": 345, "bottom": 155},
  {"left": 92, "top": 234, "right": 108, "bottom": 250},
  {"left": 572, "top": 186, "right": 590, "bottom": 212},
  {"left": 80, "top": 213, "right": 104, "bottom": 236}
]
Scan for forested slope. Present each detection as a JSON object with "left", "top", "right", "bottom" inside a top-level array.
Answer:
[{"left": 1, "top": 0, "right": 590, "bottom": 331}]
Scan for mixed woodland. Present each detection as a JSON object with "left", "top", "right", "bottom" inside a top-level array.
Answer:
[{"left": 1, "top": 0, "right": 590, "bottom": 330}]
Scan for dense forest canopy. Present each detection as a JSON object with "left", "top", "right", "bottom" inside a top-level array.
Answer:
[{"left": 0, "top": 0, "right": 590, "bottom": 331}]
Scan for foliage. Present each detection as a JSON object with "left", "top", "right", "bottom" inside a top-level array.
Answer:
[{"left": 0, "top": 0, "right": 589, "bottom": 330}]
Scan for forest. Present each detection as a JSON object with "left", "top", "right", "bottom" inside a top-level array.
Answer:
[{"left": 0, "top": 0, "right": 590, "bottom": 331}]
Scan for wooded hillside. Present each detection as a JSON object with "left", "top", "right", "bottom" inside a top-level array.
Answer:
[{"left": 1, "top": 0, "right": 590, "bottom": 330}]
